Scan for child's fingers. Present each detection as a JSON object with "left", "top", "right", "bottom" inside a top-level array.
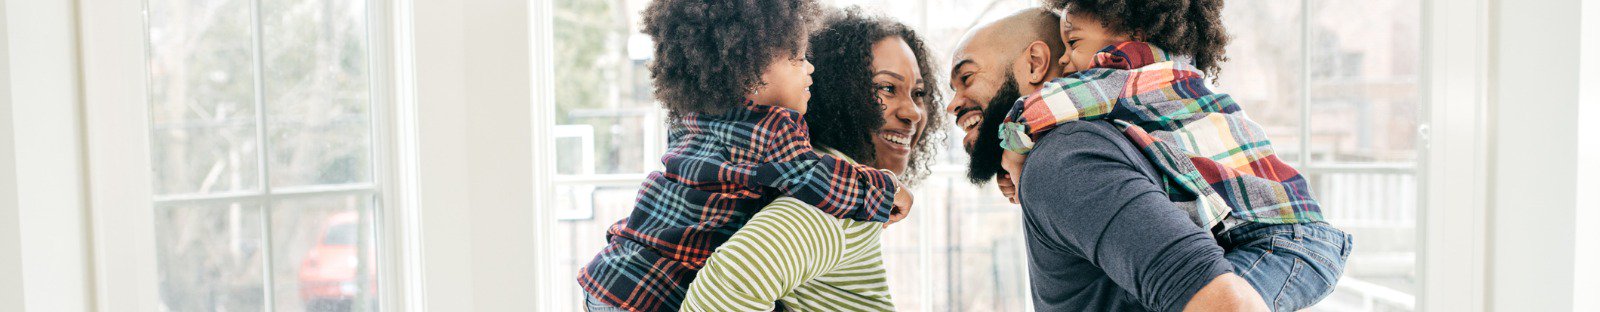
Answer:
[
  {"left": 885, "top": 189, "right": 913, "bottom": 228},
  {"left": 997, "top": 172, "right": 1019, "bottom": 204}
]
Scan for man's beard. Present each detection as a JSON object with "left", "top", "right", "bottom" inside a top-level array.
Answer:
[{"left": 966, "top": 74, "right": 1021, "bottom": 184}]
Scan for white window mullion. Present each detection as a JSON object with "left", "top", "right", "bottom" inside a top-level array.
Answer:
[
  {"left": 247, "top": 0, "right": 278, "bottom": 309},
  {"left": 361, "top": 0, "right": 407, "bottom": 310},
  {"left": 1299, "top": 0, "right": 1313, "bottom": 168},
  {"left": 531, "top": 0, "right": 557, "bottom": 309},
  {"left": 378, "top": 0, "right": 428, "bottom": 309}
]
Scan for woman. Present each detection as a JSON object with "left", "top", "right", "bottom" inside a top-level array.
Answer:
[{"left": 673, "top": 7, "right": 944, "bottom": 312}]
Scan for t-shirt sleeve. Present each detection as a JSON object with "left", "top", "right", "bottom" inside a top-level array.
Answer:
[
  {"left": 1018, "top": 121, "right": 1235, "bottom": 312},
  {"left": 747, "top": 116, "right": 896, "bottom": 222}
]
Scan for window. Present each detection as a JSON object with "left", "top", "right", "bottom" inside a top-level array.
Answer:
[
  {"left": 1219, "top": 1, "right": 1423, "bottom": 310},
  {"left": 540, "top": 0, "right": 1422, "bottom": 311},
  {"left": 144, "top": 0, "right": 384, "bottom": 311}
]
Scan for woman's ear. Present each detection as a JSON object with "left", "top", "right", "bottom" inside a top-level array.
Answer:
[{"left": 1023, "top": 40, "right": 1054, "bottom": 85}]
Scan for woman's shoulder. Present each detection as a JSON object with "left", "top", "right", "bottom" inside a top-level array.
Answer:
[{"left": 761, "top": 197, "right": 878, "bottom": 229}]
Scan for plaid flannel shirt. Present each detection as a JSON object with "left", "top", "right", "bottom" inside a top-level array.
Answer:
[
  {"left": 998, "top": 42, "right": 1323, "bottom": 229},
  {"left": 577, "top": 103, "right": 898, "bottom": 312}
]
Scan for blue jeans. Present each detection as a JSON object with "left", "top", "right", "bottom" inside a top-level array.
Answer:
[
  {"left": 1217, "top": 221, "right": 1354, "bottom": 312},
  {"left": 584, "top": 292, "right": 629, "bottom": 312}
]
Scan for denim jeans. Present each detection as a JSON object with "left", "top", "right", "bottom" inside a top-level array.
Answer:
[
  {"left": 584, "top": 293, "right": 629, "bottom": 312},
  {"left": 1217, "top": 221, "right": 1354, "bottom": 312}
]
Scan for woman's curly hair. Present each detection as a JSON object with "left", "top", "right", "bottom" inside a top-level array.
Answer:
[
  {"left": 804, "top": 6, "right": 945, "bottom": 185},
  {"left": 640, "top": 0, "right": 822, "bottom": 117},
  {"left": 1042, "top": 0, "right": 1229, "bottom": 77}
]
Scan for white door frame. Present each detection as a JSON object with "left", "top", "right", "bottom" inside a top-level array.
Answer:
[
  {"left": 78, "top": 0, "right": 162, "bottom": 309},
  {"left": 1417, "top": 0, "right": 1489, "bottom": 310}
]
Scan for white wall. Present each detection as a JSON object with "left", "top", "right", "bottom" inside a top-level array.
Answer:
[
  {"left": 0, "top": 0, "right": 23, "bottom": 309},
  {"left": 404, "top": 0, "right": 539, "bottom": 310},
  {"left": 1576, "top": 0, "right": 1599, "bottom": 310},
  {"left": 4, "top": 0, "right": 93, "bottom": 309},
  {"left": 0, "top": 0, "right": 94, "bottom": 310},
  {"left": 1489, "top": 0, "right": 1580, "bottom": 310}
]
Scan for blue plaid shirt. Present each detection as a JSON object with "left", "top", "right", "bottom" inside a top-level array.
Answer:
[{"left": 577, "top": 103, "right": 898, "bottom": 311}]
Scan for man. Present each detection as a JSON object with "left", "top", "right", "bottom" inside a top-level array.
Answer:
[{"left": 947, "top": 8, "right": 1269, "bottom": 312}]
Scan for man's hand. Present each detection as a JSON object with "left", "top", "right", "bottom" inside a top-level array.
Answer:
[
  {"left": 997, "top": 150, "right": 1027, "bottom": 204},
  {"left": 884, "top": 182, "right": 913, "bottom": 228}
]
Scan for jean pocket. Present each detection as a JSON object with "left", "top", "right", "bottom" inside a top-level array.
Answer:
[
  {"left": 1271, "top": 257, "right": 1326, "bottom": 312},
  {"left": 1225, "top": 237, "right": 1276, "bottom": 277},
  {"left": 1289, "top": 232, "right": 1349, "bottom": 274},
  {"left": 1269, "top": 237, "right": 1340, "bottom": 286},
  {"left": 1340, "top": 232, "right": 1354, "bottom": 261}
]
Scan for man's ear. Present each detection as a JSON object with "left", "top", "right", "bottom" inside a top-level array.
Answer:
[{"left": 1022, "top": 40, "right": 1054, "bottom": 85}]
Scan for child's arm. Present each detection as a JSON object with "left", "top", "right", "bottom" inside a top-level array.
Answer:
[
  {"left": 744, "top": 116, "right": 899, "bottom": 223},
  {"left": 1001, "top": 42, "right": 1197, "bottom": 155},
  {"left": 997, "top": 69, "right": 1125, "bottom": 155},
  {"left": 997, "top": 150, "right": 1026, "bottom": 204}
]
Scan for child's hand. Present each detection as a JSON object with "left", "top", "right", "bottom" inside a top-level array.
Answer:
[
  {"left": 998, "top": 150, "right": 1026, "bottom": 204},
  {"left": 884, "top": 182, "right": 913, "bottom": 228},
  {"left": 997, "top": 172, "right": 1018, "bottom": 204}
]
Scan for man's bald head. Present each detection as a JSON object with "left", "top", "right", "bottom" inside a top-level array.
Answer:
[{"left": 953, "top": 8, "right": 1065, "bottom": 67}]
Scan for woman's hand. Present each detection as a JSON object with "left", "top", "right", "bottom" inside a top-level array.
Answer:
[{"left": 998, "top": 150, "right": 1027, "bottom": 204}]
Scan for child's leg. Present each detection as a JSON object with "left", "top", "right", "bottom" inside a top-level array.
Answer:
[
  {"left": 681, "top": 197, "right": 893, "bottom": 311},
  {"left": 1217, "top": 221, "right": 1353, "bottom": 312}
]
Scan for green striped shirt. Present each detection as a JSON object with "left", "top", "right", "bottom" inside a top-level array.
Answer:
[{"left": 680, "top": 197, "right": 895, "bottom": 312}]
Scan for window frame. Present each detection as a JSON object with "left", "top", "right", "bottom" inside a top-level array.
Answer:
[
  {"left": 80, "top": 0, "right": 163, "bottom": 308},
  {"left": 1417, "top": 0, "right": 1490, "bottom": 310},
  {"left": 79, "top": 0, "right": 408, "bottom": 310}
]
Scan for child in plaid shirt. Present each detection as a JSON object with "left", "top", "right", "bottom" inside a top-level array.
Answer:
[
  {"left": 990, "top": 2, "right": 1353, "bottom": 311},
  {"left": 575, "top": 1, "right": 911, "bottom": 311}
]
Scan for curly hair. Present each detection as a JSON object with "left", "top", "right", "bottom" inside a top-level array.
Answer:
[
  {"left": 1042, "top": 0, "right": 1229, "bottom": 77},
  {"left": 803, "top": 6, "right": 945, "bottom": 185},
  {"left": 640, "top": 0, "right": 822, "bottom": 117}
]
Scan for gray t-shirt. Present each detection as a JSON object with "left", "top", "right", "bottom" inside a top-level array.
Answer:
[{"left": 1017, "top": 120, "right": 1235, "bottom": 312}]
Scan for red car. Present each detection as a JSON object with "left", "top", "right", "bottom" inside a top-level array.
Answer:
[{"left": 298, "top": 211, "right": 376, "bottom": 310}]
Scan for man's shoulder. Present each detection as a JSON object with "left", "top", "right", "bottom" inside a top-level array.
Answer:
[
  {"left": 1024, "top": 120, "right": 1155, "bottom": 178},
  {"left": 1030, "top": 120, "right": 1133, "bottom": 156}
]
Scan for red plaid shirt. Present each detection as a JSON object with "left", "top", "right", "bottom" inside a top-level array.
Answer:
[{"left": 577, "top": 103, "right": 898, "bottom": 311}]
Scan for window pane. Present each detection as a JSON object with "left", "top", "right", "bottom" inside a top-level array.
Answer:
[
  {"left": 1217, "top": 0, "right": 1308, "bottom": 165},
  {"left": 270, "top": 194, "right": 380, "bottom": 312},
  {"left": 881, "top": 176, "right": 1031, "bottom": 311},
  {"left": 263, "top": 0, "right": 374, "bottom": 188},
  {"left": 1307, "top": 0, "right": 1422, "bottom": 164},
  {"left": 1305, "top": 1, "right": 1423, "bottom": 310},
  {"left": 148, "top": 0, "right": 385, "bottom": 311},
  {"left": 148, "top": 0, "right": 261, "bottom": 196},
  {"left": 549, "top": 185, "right": 638, "bottom": 312},
  {"left": 156, "top": 203, "right": 266, "bottom": 311},
  {"left": 551, "top": 0, "right": 661, "bottom": 175}
]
